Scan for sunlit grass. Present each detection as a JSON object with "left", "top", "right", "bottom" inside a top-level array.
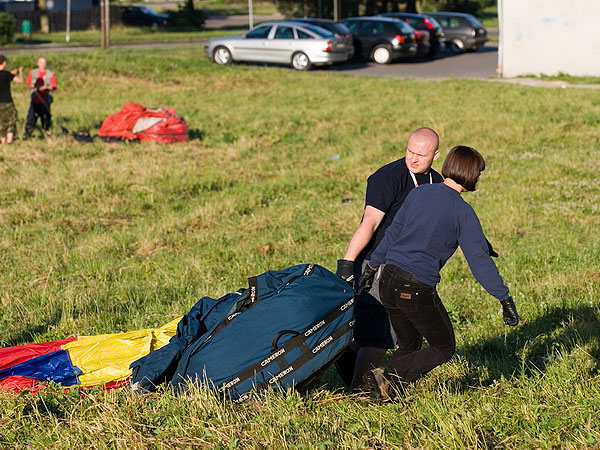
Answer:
[{"left": 0, "top": 47, "right": 598, "bottom": 448}]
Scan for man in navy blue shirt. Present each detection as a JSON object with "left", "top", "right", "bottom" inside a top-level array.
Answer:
[
  {"left": 358, "top": 146, "right": 519, "bottom": 400},
  {"left": 335, "top": 127, "right": 443, "bottom": 389}
]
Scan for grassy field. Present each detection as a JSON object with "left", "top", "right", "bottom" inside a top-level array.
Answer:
[
  {"left": 0, "top": 48, "right": 599, "bottom": 448},
  {"left": 536, "top": 73, "right": 600, "bottom": 85},
  {"left": 11, "top": 26, "right": 244, "bottom": 47}
]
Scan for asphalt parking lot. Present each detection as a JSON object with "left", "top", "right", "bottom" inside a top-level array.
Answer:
[{"left": 324, "top": 44, "right": 499, "bottom": 79}]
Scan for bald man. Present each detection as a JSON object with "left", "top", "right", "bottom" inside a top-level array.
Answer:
[
  {"left": 25, "top": 57, "right": 57, "bottom": 138},
  {"left": 335, "top": 127, "right": 442, "bottom": 389}
]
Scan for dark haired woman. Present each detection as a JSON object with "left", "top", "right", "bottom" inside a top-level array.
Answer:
[
  {"left": 0, "top": 55, "right": 23, "bottom": 145},
  {"left": 358, "top": 145, "right": 519, "bottom": 400}
]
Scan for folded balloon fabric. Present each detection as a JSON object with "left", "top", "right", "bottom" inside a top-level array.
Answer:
[{"left": 0, "top": 318, "right": 180, "bottom": 393}]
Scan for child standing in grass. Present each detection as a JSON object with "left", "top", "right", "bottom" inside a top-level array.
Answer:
[{"left": 0, "top": 55, "right": 23, "bottom": 145}]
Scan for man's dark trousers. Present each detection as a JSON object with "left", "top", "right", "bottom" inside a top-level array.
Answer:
[
  {"left": 378, "top": 264, "right": 456, "bottom": 383},
  {"left": 25, "top": 101, "right": 51, "bottom": 136}
]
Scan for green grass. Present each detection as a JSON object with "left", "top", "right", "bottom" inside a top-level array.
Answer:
[
  {"left": 196, "top": 0, "right": 278, "bottom": 16},
  {"left": 112, "top": 0, "right": 278, "bottom": 15},
  {"left": 537, "top": 73, "right": 600, "bottom": 85},
  {"left": 481, "top": 5, "right": 498, "bottom": 28},
  {"left": 0, "top": 48, "right": 599, "bottom": 448},
  {"left": 11, "top": 26, "right": 244, "bottom": 47}
]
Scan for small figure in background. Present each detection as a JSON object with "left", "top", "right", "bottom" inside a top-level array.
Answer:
[
  {"left": 0, "top": 54, "right": 23, "bottom": 145},
  {"left": 25, "top": 57, "right": 57, "bottom": 138}
]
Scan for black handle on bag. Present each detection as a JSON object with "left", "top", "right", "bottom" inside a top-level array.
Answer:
[{"left": 271, "top": 330, "right": 300, "bottom": 353}]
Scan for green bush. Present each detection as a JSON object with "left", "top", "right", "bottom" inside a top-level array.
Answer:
[
  {"left": 420, "top": 0, "right": 484, "bottom": 15},
  {"left": 166, "top": 4, "right": 207, "bottom": 30},
  {"left": 0, "top": 12, "right": 16, "bottom": 46}
]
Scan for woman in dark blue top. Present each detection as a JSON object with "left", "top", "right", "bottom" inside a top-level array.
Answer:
[{"left": 358, "top": 145, "right": 519, "bottom": 400}]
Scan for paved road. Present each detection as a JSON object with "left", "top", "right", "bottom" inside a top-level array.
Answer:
[{"left": 326, "top": 44, "right": 499, "bottom": 79}]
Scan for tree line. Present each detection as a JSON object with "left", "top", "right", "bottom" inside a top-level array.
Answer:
[{"left": 273, "top": 0, "right": 494, "bottom": 20}]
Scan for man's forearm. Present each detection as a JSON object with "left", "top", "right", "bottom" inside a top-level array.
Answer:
[{"left": 343, "top": 222, "right": 377, "bottom": 261}]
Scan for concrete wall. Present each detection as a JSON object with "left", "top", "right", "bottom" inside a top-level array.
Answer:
[{"left": 499, "top": 0, "right": 600, "bottom": 77}]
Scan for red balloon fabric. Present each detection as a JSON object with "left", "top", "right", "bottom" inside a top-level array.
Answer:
[{"left": 98, "top": 103, "right": 189, "bottom": 143}]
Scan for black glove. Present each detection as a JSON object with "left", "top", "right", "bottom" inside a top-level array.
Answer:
[
  {"left": 357, "top": 265, "right": 377, "bottom": 294},
  {"left": 500, "top": 296, "right": 519, "bottom": 326},
  {"left": 486, "top": 239, "right": 499, "bottom": 258},
  {"left": 336, "top": 259, "right": 355, "bottom": 286}
]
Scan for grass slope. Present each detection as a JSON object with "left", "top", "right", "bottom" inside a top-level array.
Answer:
[{"left": 0, "top": 48, "right": 599, "bottom": 448}]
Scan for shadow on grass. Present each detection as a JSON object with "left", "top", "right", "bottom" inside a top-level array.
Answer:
[
  {"left": 457, "top": 304, "right": 600, "bottom": 388},
  {"left": 15, "top": 38, "right": 52, "bottom": 45},
  {"left": 307, "top": 304, "right": 599, "bottom": 396},
  {"left": 188, "top": 129, "right": 204, "bottom": 140}
]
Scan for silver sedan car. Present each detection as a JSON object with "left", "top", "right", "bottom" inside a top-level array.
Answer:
[{"left": 204, "top": 21, "right": 353, "bottom": 71}]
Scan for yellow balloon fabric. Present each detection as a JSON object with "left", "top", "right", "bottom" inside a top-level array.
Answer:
[{"left": 62, "top": 317, "right": 181, "bottom": 387}]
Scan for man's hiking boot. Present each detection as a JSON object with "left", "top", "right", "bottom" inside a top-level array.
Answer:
[{"left": 362, "top": 367, "right": 391, "bottom": 401}]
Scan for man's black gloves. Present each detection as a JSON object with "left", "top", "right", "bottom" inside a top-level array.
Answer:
[
  {"left": 357, "top": 265, "right": 378, "bottom": 294},
  {"left": 500, "top": 296, "right": 519, "bottom": 326},
  {"left": 336, "top": 259, "right": 355, "bottom": 286}
]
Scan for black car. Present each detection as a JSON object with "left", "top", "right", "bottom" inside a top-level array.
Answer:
[
  {"left": 343, "top": 17, "right": 417, "bottom": 64},
  {"left": 378, "top": 12, "right": 445, "bottom": 58},
  {"left": 122, "top": 6, "right": 168, "bottom": 28},
  {"left": 290, "top": 18, "right": 354, "bottom": 57},
  {"left": 426, "top": 12, "right": 487, "bottom": 53}
]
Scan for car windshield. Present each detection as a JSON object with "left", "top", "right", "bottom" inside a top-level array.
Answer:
[
  {"left": 308, "top": 22, "right": 335, "bottom": 33},
  {"left": 464, "top": 15, "right": 484, "bottom": 28},
  {"left": 427, "top": 17, "right": 443, "bottom": 29},
  {"left": 393, "top": 20, "right": 414, "bottom": 34},
  {"left": 139, "top": 6, "right": 157, "bottom": 15},
  {"left": 302, "top": 24, "right": 334, "bottom": 38},
  {"left": 333, "top": 23, "right": 351, "bottom": 34}
]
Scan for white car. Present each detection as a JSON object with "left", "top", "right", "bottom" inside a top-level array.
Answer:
[{"left": 204, "top": 21, "right": 353, "bottom": 71}]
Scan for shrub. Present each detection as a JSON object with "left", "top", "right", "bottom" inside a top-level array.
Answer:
[
  {"left": 166, "top": 3, "right": 207, "bottom": 30},
  {"left": 0, "top": 13, "right": 16, "bottom": 46},
  {"left": 421, "top": 0, "right": 484, "bottom": 15}
]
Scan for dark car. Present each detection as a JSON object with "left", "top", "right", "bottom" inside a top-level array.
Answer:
[
  {"left": 378, "top": 12, "right": 445, "bottom": 58},
  {"left": 426, "top": 12, "right": 487, "bottom": 53},
  {"left": 122, "top": 6, "right": 168, "bottom": 28},
  {"left": 343, "top": 17, "right": 417, "bottom": 64},
  {"left": 290, "top": 18, "right": 354, "bottom": 57}
]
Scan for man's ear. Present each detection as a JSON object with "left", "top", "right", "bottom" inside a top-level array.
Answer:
[{"left": 433, "top": 150, "right": 440, "bottom": 161}]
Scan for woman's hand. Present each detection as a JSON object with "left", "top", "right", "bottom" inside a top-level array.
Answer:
[
  {"left": 500, "top": 297, "right": 519, "bottom": 326},
  {"left": 357, "top": 265, "right": 378, "bottom": 294}
]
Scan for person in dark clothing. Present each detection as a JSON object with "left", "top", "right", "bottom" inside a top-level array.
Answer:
[
  {"left": 334, "top": 127, "right": 443, "bottom": 389},
  {"left": 24, "top": 57, "right": 57, "bottom": 138},
  {"left": 358, "top": 145, "right": 519, "bottom": 400},
  {"left": 0, "top": 55, "right": 23, "bottom": 145}
]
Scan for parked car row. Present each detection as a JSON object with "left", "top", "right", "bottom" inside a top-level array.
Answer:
[{"left": 204, "top": 11, "right": 488, "bottom": 71}]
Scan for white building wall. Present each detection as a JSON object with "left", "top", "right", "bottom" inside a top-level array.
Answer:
[{"left": 499, "top": 0, "right": 600, "bottom": 77}]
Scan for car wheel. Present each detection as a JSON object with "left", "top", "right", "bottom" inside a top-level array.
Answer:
[
  {"left": 371, "top": 44, "right": 392, "bottom": 64},
  {"left": 448, "top": 39, "right": 464, "bottom": 54},
  {"left": 150, "top": 22, "right": 158, "bottom": 31},
  {"left": 291, "top": 52, "right": 311, "bottom": 71},
  {"left": 213, "top": 46, "right": 233, "bottom": 65}
]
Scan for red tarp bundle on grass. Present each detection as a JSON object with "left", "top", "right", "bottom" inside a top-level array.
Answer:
[{"left": 98, "top": 103, "right": 189, "bottom": 143}]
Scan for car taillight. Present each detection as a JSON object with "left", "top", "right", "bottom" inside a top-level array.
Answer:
[
  {"left": 392, "top": 34, "right": 405, "bottom": 45},
  {"left": 424, "top": 17, "right": 435, "bottom": 29},
  {"left": 323, "top": 41, "right": 333, "bottom": 52},
  {"left": 335, "top": 33, "right": 345, "bottom": 38}
]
